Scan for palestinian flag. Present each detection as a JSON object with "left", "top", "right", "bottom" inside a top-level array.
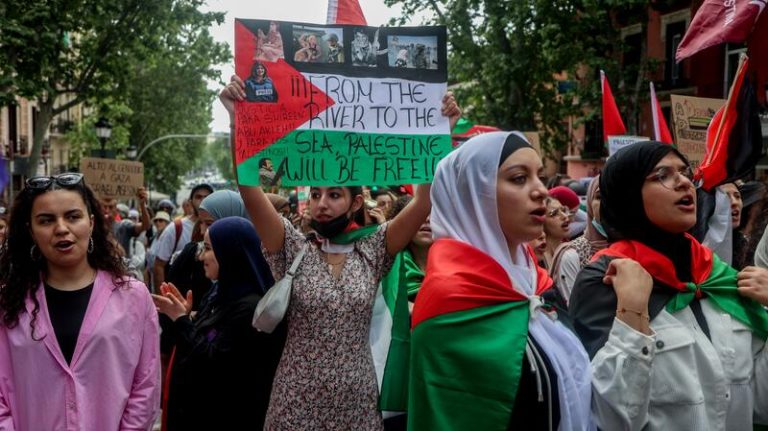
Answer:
[
  {"left": 233, "top": 19, "right": 452, "bottom": 187},
  {"left": 451, "top": 118, "right": 501, "bottom": 145},
  {"left": 697, "top": 54, "right": 763, "bottom": 190},
  {"left": 370, "top": 249, "right": 423, "bottom": 412},
  {"left": 408, "top": 239, "right": 553, "bottom": 430},
  {"left": 593, "top": 235, "right": 768, "bottom": 338}
]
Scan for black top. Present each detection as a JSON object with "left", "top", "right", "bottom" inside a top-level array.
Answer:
[
  {"left": 164, "top": 292, "right": 286, "bottom": 431},
  {"left": 44, "top": 283, "right": 94, "bottom": 364}
]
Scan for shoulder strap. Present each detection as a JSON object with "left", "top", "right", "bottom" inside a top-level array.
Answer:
[
  {"left": 173, "top": 218, "right": 183, "bottom": 252},
  {"left": 286, "top": 243, "right": 309, "bottom": 277}
]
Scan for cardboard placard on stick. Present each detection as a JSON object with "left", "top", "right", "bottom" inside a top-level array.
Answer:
[
  {"left": 80, "top": 157, "right": 144, "bottom": 199},
  {"left": 670, "top": 95, "right": 725, "bottom": 169}
]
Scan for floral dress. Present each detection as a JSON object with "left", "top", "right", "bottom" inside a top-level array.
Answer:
[{"left": 263, "top": 219, "right": 393, "bottom": 430}]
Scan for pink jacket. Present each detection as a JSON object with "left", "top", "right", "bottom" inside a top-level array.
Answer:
[{"left": 0, "top": 271, "right": 161, "bottom": 430}]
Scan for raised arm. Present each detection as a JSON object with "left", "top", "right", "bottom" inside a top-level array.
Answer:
[
  {"left": 132, "top": 187, "right": 152, "bottom": 235},
  {"left": 219, "top": 75, "right": 285, "bottom": 252}
]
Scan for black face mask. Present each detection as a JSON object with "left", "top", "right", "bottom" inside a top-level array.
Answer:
[{"left": 310, "top": 213, "right": 351, "bottom": 240}]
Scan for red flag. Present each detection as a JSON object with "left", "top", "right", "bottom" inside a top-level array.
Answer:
[
  {"left": 650, "top": 82, "right": 674, "bottom": 144},
  {"left": 676, "top": 0, "right": 766, "bottom": 62},
  {"left": 326, "top": 0, "right": 367, "bottom": 25},
  {"left": 601, "top": 70, "right": 626, "bottom": 143},
  {"left": 698, "top": 54, "right": 763, "bottom": 190}
]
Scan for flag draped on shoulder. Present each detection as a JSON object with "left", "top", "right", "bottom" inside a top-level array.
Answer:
[
  {"left": 650, "top": 82, "right": 674, "bottom": 145},
  {"left": 676, "top": 0, "right": 766, "bottom": 62},
  {"left": 326, "top": 0, "right": 367, "bottom": 25},
  {"left": 697, "top": 54, "right": 763, "bottom": 190},
  {"left": 408, "top": 239, "right": 553, "bottom": 431},
  {"left": 601, "top": 70, "right": 626, "bottom": 143},
  {"left": 592, "top": 235, "right": 768, "bottom": 339}
]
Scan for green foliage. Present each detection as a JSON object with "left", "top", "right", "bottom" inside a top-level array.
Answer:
[
  {"left": 1, "top": 0, "right": 230, "bottom": 181},
  {"left": 205, "top": 135, "right": 236, "bottom": 185},
  {"left": 385, "top": 0, "right": 658, "bottom": 155}
]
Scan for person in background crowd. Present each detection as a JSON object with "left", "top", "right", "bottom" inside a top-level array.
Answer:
[
  {"left": 569, "top": 141, "right": 768, "bottom": 430},
  {"left": 0, "top": 173, "right": 160, "bottom": 430},
  {"left": 373, "top": 188, "right": 397, "bottom": 220},
  {"left": 154, "top": 217, "right": 283, "bottom": 431},
  {"left": 101, "top": 188, "right": 151, "bottom": 258},
  {"left": 550, "top": 176, "right": 608, "bottom": 303},
  {"left": 546, "top": 173, "right": 571, "bottom": 189},
  {"left": 158, "top": 199, "right": 176, "bottom": 217},
  {"left": 220, "top": 75, "right": 458, "bottom": 431},
  {"left": 181, "top": 199, "right": 194, "bottom": 218},
  {"left": 266, "top": 193, "right": 291, "bottom": 218},
  {"left": 409, "top": 132, "right": 593, "bottom": 430},
  {"left": 720, "top": 182, "right": 748, "bottom": 269},
  {"left": 153, "top": 184, "right": 213, "bottom": 288},
  {"left": 529, "top": 231, "right": 547, "bottom": 268},
  {"left": 541, "top": 197, "right": 571, "bottom": 271},
  {"left": 549, "top": 185, "right": 587, "bottom": 238},
  {"left": 147, "top": 211, "right": 172, "bottom": 285}
]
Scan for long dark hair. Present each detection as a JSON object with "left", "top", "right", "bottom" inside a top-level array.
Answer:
[{"left": 0, "top": 182, "right": 127, "bottom": 331}]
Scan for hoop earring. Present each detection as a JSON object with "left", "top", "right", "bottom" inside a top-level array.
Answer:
[
  {"left": 88, "top": 237, "right": 94, "bottom": 254},
  {"left": 30, "top": 244, "right": 40, "bottom": 260}
]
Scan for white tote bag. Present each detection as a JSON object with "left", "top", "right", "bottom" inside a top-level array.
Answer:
[{"left": 252, "top": 244, "right": 308, "bottom": 333}]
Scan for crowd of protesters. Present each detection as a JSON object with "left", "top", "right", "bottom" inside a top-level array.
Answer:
[{"left": 0, "top": 76, "right": 767, "bottom": 431}]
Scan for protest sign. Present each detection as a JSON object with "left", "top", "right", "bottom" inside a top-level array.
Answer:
[
  {"left": 234, "top": 19, "right": 450, "bottom": 187},
  {"left": 670, "top": 95, "right": 725, "bottom": 169},
  {"left": 607, "top": 135, "right": 648, "bottom": 156},
  {"left": 80, "top": 157, "right": 144, "bottom": 199}
]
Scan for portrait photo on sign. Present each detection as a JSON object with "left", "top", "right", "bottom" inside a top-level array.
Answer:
[
  {"left": 351, "top": 27, "right": 385, "bottom": 67},
  {"left": 244, "top": 61, "right": 278, "bottom": 103},
  {"left": 292, "top": 25, "right": 341, "bottom": 63},
  {"left": 387, "top": 35, "right": 439, "bottom": 70},
  {"left": 254, "top": 20, "right": 285, "bottom": 62}
]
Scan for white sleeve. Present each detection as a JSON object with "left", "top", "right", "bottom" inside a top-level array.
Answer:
[
  {"left": 755, "top": 226, "right": 768, "bottom": 268},
  {"left": 555, "top": 249, "right": 581, "bottom": 303},
  {"left": 592, "top": 318, "right": 656, "bottom": 431},
  {"left": 753, "top": 338, "right": 768, "bottom": 423},
  {"left": 153, "top": 223, "right": 177, "bottom": 262}
]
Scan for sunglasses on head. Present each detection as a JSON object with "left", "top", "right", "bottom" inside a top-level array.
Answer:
[{"left": 25, "top": 173, "right": 85, "bottom": 191}]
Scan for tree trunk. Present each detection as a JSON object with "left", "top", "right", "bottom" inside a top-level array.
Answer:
[{"left": 26, "top": 98, "right": 53, "bottom": 178}]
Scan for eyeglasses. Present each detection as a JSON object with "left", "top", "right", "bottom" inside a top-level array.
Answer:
[
  {"left": 25, "top": 173, "right": 84, "bottom": 191},
  {"left": 648, "top": 166, "right": 695, "bottom": 190},
  {"left": 546, "top": 207, "right": 571, "bottom": 218}
]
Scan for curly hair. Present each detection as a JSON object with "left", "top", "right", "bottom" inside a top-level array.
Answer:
[{"left": 0, "top": 181, "right": 127, "bottom": 332}]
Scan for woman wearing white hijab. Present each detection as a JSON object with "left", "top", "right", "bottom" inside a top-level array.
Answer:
[{"left": 409, "top": 132, "right": 593, "bottom": 430}]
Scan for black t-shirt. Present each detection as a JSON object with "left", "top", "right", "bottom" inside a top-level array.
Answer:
[{"left": 44, "top": 283, "right": 94, "bottom": 364}]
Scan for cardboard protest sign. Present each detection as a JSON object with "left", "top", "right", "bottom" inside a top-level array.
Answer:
[
  {"left": 80, "top": 157, "right": 144, "bottom": 199},
  {"left": 234, "top": 19, "right": 450, "bottom": 187},
  {"left": 670, "top": 95, "right": 725, "bottom": 169},
  {"left": 607, "top": 135, "right": 648, "bottom": 156}
]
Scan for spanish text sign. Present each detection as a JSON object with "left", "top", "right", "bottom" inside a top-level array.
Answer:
[
  {"left": 80, "top": 157, "right": 144, "bottom": 199},
  {"left": 234, "top": 19, "right": 450, "bottom": 187}
]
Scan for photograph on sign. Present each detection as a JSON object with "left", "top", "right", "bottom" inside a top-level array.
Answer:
[
  {"left": 387, "top": 35, "right": 439, "bottom": 70},
  {"left": 234, "top": 19, "right": 450, "bottom": 187}
]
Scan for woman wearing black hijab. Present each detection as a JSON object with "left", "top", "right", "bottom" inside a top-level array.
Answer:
[
  {"left": 154, "top": 217, "right": 283, "bottom": 430},
  {"left": 569, "top": 141, "right": 768, "bottom": 430}
]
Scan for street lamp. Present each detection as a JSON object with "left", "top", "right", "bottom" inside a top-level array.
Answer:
[
  {"left": 94, "top": 117, "right": 112, "bottom": 158},
  {"left": 126, "top": 144, "right": 138, "bottom": 160}
]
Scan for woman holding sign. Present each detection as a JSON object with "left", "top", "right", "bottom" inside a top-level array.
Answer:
[
  {"left": 220, "top": 77, "right": 459, "bottom": 430},
  {"left": 408, "top": 132, "right": 594, "bottom": 430},
  {"left": 569, "top": 141, "right": 768, "bottom": 429}
]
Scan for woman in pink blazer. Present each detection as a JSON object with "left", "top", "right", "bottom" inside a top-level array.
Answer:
[{"left": 0, "top": 173, "right": 160, "bottom": 431}]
